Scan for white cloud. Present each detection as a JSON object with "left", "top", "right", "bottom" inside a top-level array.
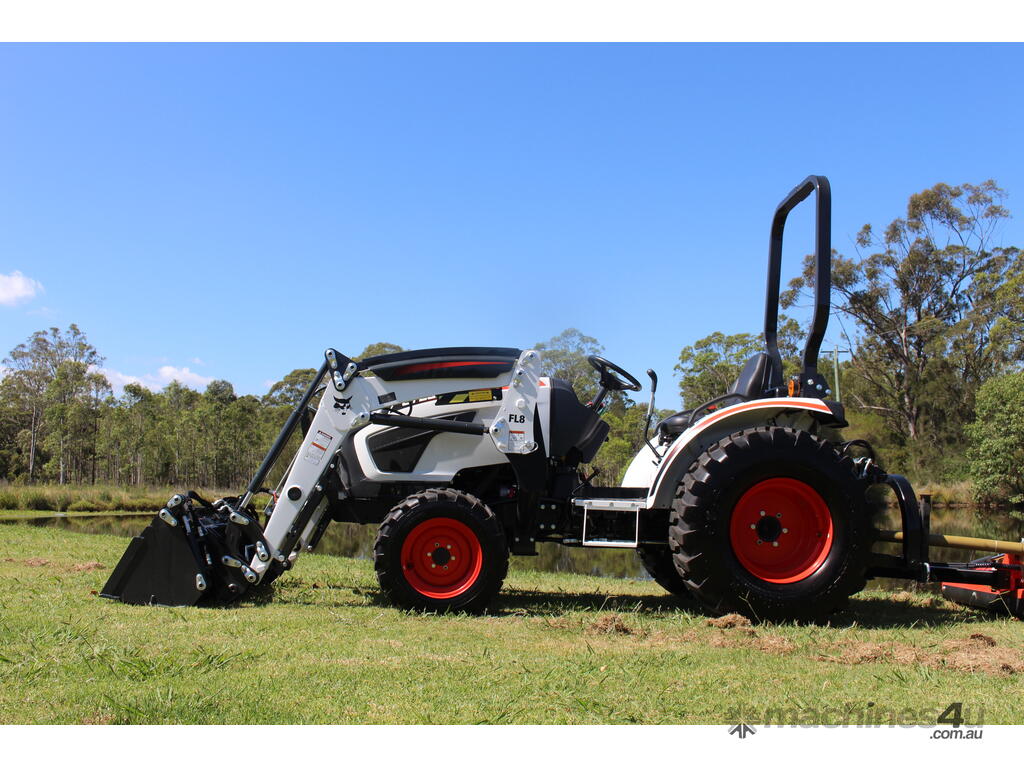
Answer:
[
  {"left": 190, "top": 357, "right": 206, "bottom": 366},
  {"left": 96, "top": 364, "right": 215, "bottom": 393},
  {"left": 0, "top": 271, "right": 43, "bottom": 307},
  {"left": 156, "top": 365, "right": 214, "bottom": 388},
  {"left": 99, "top": 368, "right": 144, "bottom": 390}
]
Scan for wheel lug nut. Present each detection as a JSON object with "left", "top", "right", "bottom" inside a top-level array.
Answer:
[
  {"left": 759, "top": 511, "right": 766, "bottom": 517},
  {"left": 446, "top": 545, "right": 452, "bottom": 549},
  {"left": 756, "top": 539, "right": 763, "bottom": 545},
  {"left": 431, "top": 564, "right": 436, "bottom": 568},
  {"left": 776, "top": 513, "right": 782, "bottom": 518},
  {"left": 782, "top": 528, "right": 788, "bottom": 534},
  {"left": 772, "top": 542, "right": 779, "bottom": 547},
  {"left": 749, "top": 524, "right": 756, "bottom": 530}
]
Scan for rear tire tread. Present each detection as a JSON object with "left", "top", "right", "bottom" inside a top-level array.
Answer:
[{"left": 668, "top": 426, "right": 872, "bottom": 622}]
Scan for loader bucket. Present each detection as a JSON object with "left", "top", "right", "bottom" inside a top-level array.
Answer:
[
  {"left": 101, "top": 516, "right": 208, "bottom": 605},
  {"left": 101, "top": 493, "right": 267, "bottom": 607}
]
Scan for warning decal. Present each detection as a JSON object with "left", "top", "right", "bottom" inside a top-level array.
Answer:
[
  {"left": 509, "top": 430, "right": 526, "bottom": 451},
  {"left": 434, "top": 388, "right": 503, "bottom": 405},
  {"left": 304, "top": 430, "right": 334, "bottom": 466}
]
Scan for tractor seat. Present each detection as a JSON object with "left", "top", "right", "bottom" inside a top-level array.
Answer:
[
  {"left": 547, "top": 378, "right": 609, "bottom": 464},
  {"left": 358, "top": 346, "right": 522, "bottom": 381},
  {"left": 656, "top": 352, "right": 777, "bottom": 440},
  {"left": 655, "top": 409, "right": 694, "bottom": 438}
]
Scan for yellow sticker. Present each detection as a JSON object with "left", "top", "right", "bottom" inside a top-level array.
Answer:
[{"left": 468, "top": 389, "right": 492, "bottom": 402}]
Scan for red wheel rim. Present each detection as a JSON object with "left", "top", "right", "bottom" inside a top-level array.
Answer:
[
  {"left": 729, "top": 477, "right": 834, "bottom": 584},
  {"left": 400, "top": 517, "right": 484, "bottom": 599}
]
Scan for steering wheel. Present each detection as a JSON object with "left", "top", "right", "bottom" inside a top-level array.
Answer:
[{"left": 587, "top": 355, "right": 642, "bottom": 393}]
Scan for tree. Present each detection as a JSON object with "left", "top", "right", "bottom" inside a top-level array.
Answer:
[
  {"left": 263, "top": 368, "right": 319, "bottom": 408},
  {"left": 674, "top": 316, "right": 803, "bottom": 409},
  {"left": 587, "top": 401, "right": 650, "bottom": 484},
  {"left": 41, "top": 361, "right": 110, "bottom": 484},
  {"left": 355, "top": 343, "right": 404, "bottom": 379},
  {"left": 535, "top": 328, "right": 605, "bottom": 402},
  {"left": 0, "top": 375, "right": 31, "bottom": 479},
  {"left": 2, "top": 325, "right": 103, "bottom": 481},
  {"left": 784, "top": 180, "right": 1023, "bottom": 477},
  {"left": 966, "top": 371, "right": 1024, "bottom": 506},
  {"left": 676, "top": 331, "right": 760, "bottom": 409},
  {"left": 204, "top": 380, "right": 236, "bottom": 405},
  {"left": 358, "top": 342, "right": 404, "bottom": 359},
  {"left": 534, "top": 328, "right": 648, "bottom": 482}
]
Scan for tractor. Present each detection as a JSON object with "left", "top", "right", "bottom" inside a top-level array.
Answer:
[{"left": 102, "top": 175, "right": 1024, "bottom": 622}]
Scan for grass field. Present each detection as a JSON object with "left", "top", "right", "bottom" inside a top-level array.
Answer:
[{"left": 1, "top": 523, "right": 1022, "bottom": 725}]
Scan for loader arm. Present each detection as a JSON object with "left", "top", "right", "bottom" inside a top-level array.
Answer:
[{"left": 254, "top": 348, "right": 547, "bottom": 576}]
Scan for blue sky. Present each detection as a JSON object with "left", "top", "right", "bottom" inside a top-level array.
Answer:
[{"left": 2, "top": 43, "right": 1022, "bottom": 406}]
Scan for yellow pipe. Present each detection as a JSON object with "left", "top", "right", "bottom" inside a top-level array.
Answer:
[{"left": 875, "top": 530, "right": 1024, "bottom": 556}]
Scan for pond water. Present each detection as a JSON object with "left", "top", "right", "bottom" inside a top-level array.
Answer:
[
  {"left": 4, "top": 506, "right": 1021, "bottom": 583},
  {"left": 1, "top": 512, "right": 646, "bottom": 578}
]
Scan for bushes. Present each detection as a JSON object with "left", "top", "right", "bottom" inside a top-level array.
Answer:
[
  {"left": 0, "top": 490, "right": 17, "bottom": 510},
  {"left": 0, "top": 485, "right": 231, "bottom": 513},
  {"left": 67, "top": 499, "right": 109, "bottom": 512},
  {"left": 967, "top": 371, "right": 1024, "bottom": 507},
  {"left": 22, "top": 491, "right": 51, "bottom": 511}
]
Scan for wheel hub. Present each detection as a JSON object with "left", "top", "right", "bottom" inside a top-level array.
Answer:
[
  {"left": 430, "top": 546, "right": 452, "bottom": 566},
  {"left": 755, "top": 515, "right": 782, "bottom": 543}
]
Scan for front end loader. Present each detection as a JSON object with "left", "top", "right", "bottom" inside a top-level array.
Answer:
[{"left": 102, "top": 175, "right": 1024, "bottom": 622}]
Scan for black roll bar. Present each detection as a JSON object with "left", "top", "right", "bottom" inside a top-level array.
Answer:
[{"left": 764, "top": 175, "right": 831, "bottom": 379}]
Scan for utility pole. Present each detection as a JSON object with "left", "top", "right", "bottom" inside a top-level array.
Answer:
[{"left": 833, "top": 345, "right": 840, "bottom": 403}]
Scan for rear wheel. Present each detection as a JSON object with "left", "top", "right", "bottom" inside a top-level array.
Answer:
[
  {"left": 374, "top": 488, "right": 508, "bottom": 613},
  {"left": 669, "top": 426, "right": 871, "bottom": 622},
  {"left": 637, "top": 545, "right": 691, "bottom": 599}
]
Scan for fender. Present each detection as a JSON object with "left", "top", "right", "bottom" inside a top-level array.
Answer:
[{"left": 642, "top": 397, "right": 840, "bottom": 510}]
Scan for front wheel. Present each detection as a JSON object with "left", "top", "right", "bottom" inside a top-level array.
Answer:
[
  {"left": 374, "top": 488, "right": 508, "bottom": 613},
  {"left": 669, "top": 426, "right": 872, "bottom": 622}
]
